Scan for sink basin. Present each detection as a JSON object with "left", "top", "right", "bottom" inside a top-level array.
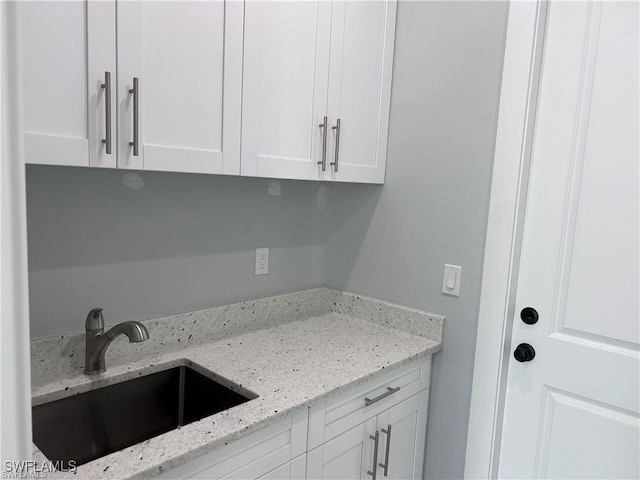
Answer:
[{"left": 32, "top": 365, "right": 256, "bottom": 469}]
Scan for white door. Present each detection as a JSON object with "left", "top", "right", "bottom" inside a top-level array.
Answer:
[
  {"left": 377, "top": 390, "right": 429, "bottom": 480},
  {"left": 241, "top": 0, "right": 331, "bottom": 181},
  {"left": 499, "top": 2, "right": 639, "bottom": 478},
  {"left": 117, "top": 1, "right": 243, "bottom": 173},
  {"left": 324, "top": 0, "right": 396, "bottom": 184},
  {"left": 306, "top": 417, "right": 378, "bottom": 479},
  {"left": 17, "top": 1, "right": 116, "bottom": 168}
]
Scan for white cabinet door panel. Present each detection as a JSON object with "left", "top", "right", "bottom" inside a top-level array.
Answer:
[
  {"left": 378, "top": 390, "right": 429, "bottom": 480},
  {"left": 224, "top": 445, "right": 290, "bottom": 480},
  {"left": 117, "top": 1, "right": 242, "bottom": 174},
  {"left": 306, "top": 417, "right": 377, "bottom": 480},
  {"left": 241, "top": 0, "right": 331, "bottom": 180},
  {"left": 257, "top": 454, "right": 306, "bottom": 480},
  {"left": 157, "top": 409, "right": 307, "bottom": 480},
  {"left": 17, "top": 0, "right": 116, "bottom": 168},
  {"left": 325, "top": 0, "right": 396, "bottom": 184},
  {"left": 257, "top": 460, "right": 290, "bottom": 480}
]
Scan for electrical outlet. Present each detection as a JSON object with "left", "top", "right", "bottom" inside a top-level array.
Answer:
[{"left": 255, "top": 248, "right": 269, "bottom": 275}]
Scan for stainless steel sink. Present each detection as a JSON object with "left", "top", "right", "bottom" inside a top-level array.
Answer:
[{"left": 32, "top": 365, "right": 256, "bottom": 469}]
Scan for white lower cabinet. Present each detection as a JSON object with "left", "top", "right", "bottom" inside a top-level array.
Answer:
[
  {"left": 257, "top": 455, "right": 306, "bottom": 480},
  {"left": 306, "top": 391, "right": 429, "bottom": 479},
  {"left": 158, "top": 356, "right": 431, "bottom": 480},
  {"left": 158, "top": 409, "right": 307, "bottom": 480},
  {"left": 376, "top": 390, "right": 429, "bottom": 480},
  {"left": 306, "top": 417, "right": 378, "bottom": 479}
]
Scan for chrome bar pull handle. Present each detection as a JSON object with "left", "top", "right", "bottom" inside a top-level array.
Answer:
[
  {"left": 318, "top": 115, "right": 328, "bottom": 171},
  {"left": 365, "top": 386, "right": 401, "bottom": 406},
  {"left": 379, "top": 424, "right": 392, "bottom": 476},
  {"left": 100, "top": 71, "right": 112, "bottom": 154},
  {"left": 331, "top": 118, "right": 341, "bottom": 172},
  {"left": 129, "top": 77, "right": 139, "bottom": 156},
  {"left": 367, "top": 430, "right": 380, "bottom": 479}
]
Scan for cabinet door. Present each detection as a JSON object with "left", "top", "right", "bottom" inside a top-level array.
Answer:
[
  {"left": 257, "top": 454, "right": 306, "bottom": 480},
  {"left": 16, "top": 1, "right": 116, "bottom": 168},
  {"left": 376, "top": 390, "right": 429, "bottom": 480},
  {"left": 117, "top": 1, "right": 243, "bottom": 174},
  {"left": 157, "top": 410, "right": 307, "bottom": 480},
  {"left": 306, "top": 417, "right": 378, "bottom": 479},
  {"left": 241, "top": 1, "right": 331, "bottom": 181},
  {"left": 325, "top": 0, "right": 397, "bottom": 184}
]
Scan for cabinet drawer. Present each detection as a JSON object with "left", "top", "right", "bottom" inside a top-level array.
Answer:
[
  {"left": 307, "top": 355, "right": 431, "bottom": 450},
  {"left": 158, "top": 409, "right": 307, "bottom": 479}
]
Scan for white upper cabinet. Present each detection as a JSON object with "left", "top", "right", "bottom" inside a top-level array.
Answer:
[
  {"left": 17, "top": 1, "right": 117, "bottom": 168},
  {"left": 241, "top": 1, "right": 332, "bottom": 181},
  {"left": 325, "top": 0, "right": 397, "bottom": 184},
  {"left": 17, "top": 0, "right": 394, "bottom": 183},
  {"left": 117, "top": 1, "right": 243, "bottom": 174},
  {"left": 241, "top": 0, "right": 397, "bottom": 184}
]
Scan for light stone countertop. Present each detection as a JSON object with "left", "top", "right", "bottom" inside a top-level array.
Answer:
[{"left": 30, "top": 289, "right": 444, "bottom": 480}]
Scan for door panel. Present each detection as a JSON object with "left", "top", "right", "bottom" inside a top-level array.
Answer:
[
  {"left": 257, "top": 454, "right": 306, "bottom": 480},
  {"left": 306, "top": 417, "right": 377, "bottom": 479},
  {"left": 325, "top": 0, "right": 396, "bottom": 184},
  {"left": 117, "top": 1, "right": 242, "bottom": 173},
  {"left": 17, "top": 1, "right": 116, "bottom": 168},
  {"left": 224, "top": 445, "right": 290, "bottom": 480},
  {"left": 560, "top": 2, "right": 639, "bottom": 345},
  {"left": 499, "top": 2, "right": 640, "bottom": 478},
  {"left": 258, "top": 461, "right": 290, "bottom": 480},
  {"left": 241, "top": 0, "right": 331, "bottom": 180},
  {"left": 379, "top": 390, "right": 429, "bottom": 480},
  {"left": 538, "top": 388, "right": 639, "bottom": 479}
]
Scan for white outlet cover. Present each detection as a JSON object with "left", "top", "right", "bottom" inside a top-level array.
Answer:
[
  {"left": 442, "top": 264, "right": 462, "bottom": 296},
  {"left": 255, "top": 248, "right": 269, "bottom": 275}
]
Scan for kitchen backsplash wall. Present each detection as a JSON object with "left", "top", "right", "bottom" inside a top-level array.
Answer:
[{"left": 26, "top": 165, "right": 326, "bottom": 338}]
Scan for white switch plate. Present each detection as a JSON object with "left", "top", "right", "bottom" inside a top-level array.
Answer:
[
  {"left": 442, "top": 264, "right": 462, "bottom": 296},
  {"left": 255, "top": 248, "right": 269, "bottom": 275}
]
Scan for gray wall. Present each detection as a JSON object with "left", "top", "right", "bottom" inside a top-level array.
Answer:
[
  {"left": 26, "top": 166, "right": 326, "bottom": 337},
  {"left": 323, "top": 1, "right": 508, "bottom": 478}
]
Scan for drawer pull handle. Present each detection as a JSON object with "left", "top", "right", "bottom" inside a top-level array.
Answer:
[
  {"left": 364, "top": 386, "right": 401, "bottom": 406},
  {"left": 379, "top": 424, "right": 392, "bottom": 476},
  {"left": 367, "top": 430, "right": 379, "bottom": 479}
]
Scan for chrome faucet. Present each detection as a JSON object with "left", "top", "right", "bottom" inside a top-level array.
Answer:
[{"left": 84, "top": 308, "right": 150, "bottom": 375}]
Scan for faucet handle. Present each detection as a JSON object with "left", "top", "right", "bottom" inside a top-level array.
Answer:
[{"left": 85, "top": 307, "right": 104, "bottom": 332}]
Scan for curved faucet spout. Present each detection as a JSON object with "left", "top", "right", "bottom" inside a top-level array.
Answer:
[
  {"left": 84, "top": 308, "right": 150, "bottom": 375},
  {"left": 106, "top": 321, "right": 149, "bottom": 343}
]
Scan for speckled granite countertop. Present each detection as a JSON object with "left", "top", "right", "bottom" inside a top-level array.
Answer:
[{"left": 31, "top": 288, "right": 444, "bottom": 479}]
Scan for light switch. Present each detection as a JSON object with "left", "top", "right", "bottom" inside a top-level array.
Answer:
[
  {"left": 442, "top": 264, "right": 462, "bottom": 296},
  {"left": 446, "top": 271, "right": 457, "bottom": 289}
]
